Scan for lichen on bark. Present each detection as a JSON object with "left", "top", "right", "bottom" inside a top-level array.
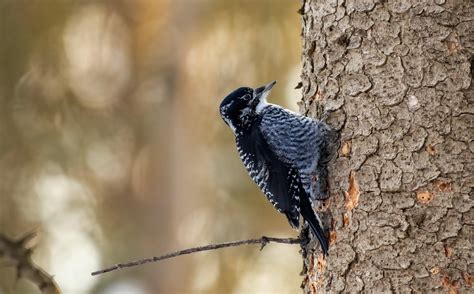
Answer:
[{"left": 299, "top": 0, "right": 473, "bottom": 293}]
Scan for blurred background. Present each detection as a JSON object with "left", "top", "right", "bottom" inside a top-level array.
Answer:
[{"left": 0, "top": 0, "right": 303, "bottom": 293}]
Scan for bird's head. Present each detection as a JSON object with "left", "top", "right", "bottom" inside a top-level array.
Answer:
[{"left": 219, "top": 81, "right": 276, "bottom": 134}]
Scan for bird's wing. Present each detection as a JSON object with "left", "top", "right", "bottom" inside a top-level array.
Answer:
[
  {"left": 257, "top": 106, "right": 330, "bottom": 253},
  {"left": 237, "top": 123, "right": 300, "bottom": 227},
  {"left": 256, "top": 158, "right": 302, "bottom": 229}
]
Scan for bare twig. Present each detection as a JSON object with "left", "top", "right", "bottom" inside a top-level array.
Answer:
[
  {"left": 91, "top": 236, "right": 301, "bottom": 276},
  {"left": 0, "top": 232, "right": 60, "bottom": 294}
]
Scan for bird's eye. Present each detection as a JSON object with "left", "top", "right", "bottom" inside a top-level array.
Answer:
[{"left": 239, "top": 94, "right": 252, "bottom": 101}]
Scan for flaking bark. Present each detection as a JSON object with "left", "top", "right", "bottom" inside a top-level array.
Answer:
[{"left": 299, "top": 0, "right": 473, "bottom": 293}]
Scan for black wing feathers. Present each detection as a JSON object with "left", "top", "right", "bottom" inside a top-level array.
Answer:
[{"left": 237, "top": 119, "right": 299, "bottom": 227}]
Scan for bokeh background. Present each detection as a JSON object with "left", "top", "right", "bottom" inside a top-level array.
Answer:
[{"left": 0, "top": 1, "right": 304, "bottom": 293}]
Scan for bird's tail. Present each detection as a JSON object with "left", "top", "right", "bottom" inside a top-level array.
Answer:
[{"left": 300, "top": 195, "right": 329, "bottom": 255}]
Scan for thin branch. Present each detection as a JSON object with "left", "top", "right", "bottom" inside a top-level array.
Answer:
[
  {"left": 91, "top": 236, "right": 301, "bottom": 276},
  {"left": 0, "top": 232, "right": 60, "bottom": 294}
]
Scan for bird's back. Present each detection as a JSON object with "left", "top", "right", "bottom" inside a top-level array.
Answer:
[{"left": 258, "top": 104, "right": 334, "bottom": 200}]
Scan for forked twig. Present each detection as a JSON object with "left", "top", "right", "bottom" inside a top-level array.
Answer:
[
  {"left": 91, "top": 236, "right": 301, "bottom": 276},
  {"left": 0, "top": 232, "right": 60, "bottom": 294}
]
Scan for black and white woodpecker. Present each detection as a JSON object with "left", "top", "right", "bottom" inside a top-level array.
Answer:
[{"left": 219, "top": 81, "right": 335, "bottom": 255}]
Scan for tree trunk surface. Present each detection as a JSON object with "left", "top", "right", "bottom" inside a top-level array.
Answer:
[{"left": 299, "top": 0, "right": 473, "bottom": 293}]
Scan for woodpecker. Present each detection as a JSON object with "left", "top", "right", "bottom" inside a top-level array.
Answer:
[{"left": 219, "top": 81, "right": 336, "bottom": 255}]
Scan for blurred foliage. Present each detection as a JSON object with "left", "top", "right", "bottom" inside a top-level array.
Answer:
[{"left": 0, "top": 0, "right": 303, "bottom": 293}]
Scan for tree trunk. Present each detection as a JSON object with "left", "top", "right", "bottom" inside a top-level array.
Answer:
[{"left": 299, "top": 0, "right": 473, "bottom": 293}]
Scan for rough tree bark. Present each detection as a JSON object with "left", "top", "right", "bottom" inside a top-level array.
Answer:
[{"left": 299, "top": 0, "right": 473, "bottom": 293}]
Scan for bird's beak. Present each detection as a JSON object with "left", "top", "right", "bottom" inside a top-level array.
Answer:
[
  {"left": 254, "top": 81, "right": 276, "bottom": 106},
  {"left": 254, "top": 81, "right": 276, "bottom": 97}
]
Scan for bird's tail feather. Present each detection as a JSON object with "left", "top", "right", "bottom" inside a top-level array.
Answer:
[{"left": 300, "top": 196, "right": 329, "bottom": 255}]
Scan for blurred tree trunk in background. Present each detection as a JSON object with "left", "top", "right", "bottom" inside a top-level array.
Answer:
[{"left": 299, "top": 0, "right": 473, "bottom": 293}]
